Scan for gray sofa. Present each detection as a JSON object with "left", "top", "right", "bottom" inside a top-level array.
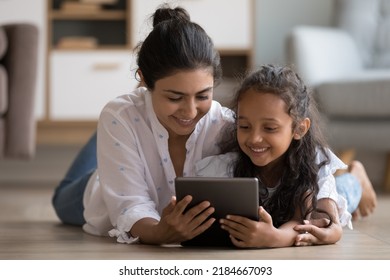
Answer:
[
  {"left": 287, "top": 0, "right": 390, "bottom": 191},
  {"left": 0, "top": 23, "right": 38, "bottom": 159}
]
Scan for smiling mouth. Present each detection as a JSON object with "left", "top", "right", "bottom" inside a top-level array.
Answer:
[
  {"left": 250, "top": 147, "right": 269, "bottom": 153},
  {"left": 173, "top": 116, "right": 195, "bottom": 126}
]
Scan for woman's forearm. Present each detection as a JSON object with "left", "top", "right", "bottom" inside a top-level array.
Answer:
[{"left": 130, "top": 217, "right": 163, "bottom": 245}]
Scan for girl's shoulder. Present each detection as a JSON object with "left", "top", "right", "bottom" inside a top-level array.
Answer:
[
  {"left": 195, "top": 152, "right": 238, "bottom": 177},
  {"left": 316, "top": 148, "right": 348, "bottom": 177}
]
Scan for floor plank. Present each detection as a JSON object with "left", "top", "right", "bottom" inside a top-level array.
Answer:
[{"left": 0, "top": 185, "right": 389, "bottom": 260}]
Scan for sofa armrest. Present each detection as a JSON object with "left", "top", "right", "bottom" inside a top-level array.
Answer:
[
  {"left": 3, "top": 23, "right": 38, "bottom": 159},
  {"left": 286, "top": 26, "right": 363, "bottom": 87}
]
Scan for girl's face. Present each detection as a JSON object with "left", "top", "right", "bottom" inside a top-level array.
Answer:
[
  {"left": 237, "top": 89, "right": 300, "bottom": 168},
  {"left": 151, "top": 69, "right": 214, "bottom": 138}
]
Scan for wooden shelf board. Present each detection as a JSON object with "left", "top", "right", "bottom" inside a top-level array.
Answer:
[{"left": 49, "top": 10, "right": 126, "bottom": 20}]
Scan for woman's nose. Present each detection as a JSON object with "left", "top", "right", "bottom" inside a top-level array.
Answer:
[{"left": 181, "top": 99, "right": 197, "bottom": 119}]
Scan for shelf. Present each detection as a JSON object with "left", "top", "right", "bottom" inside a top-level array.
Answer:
[
  {"left": 48, "top": 0, "right": 130, "bottom": 49},
  {"left": 50, "top": 18, "right": 129, "bottom": 47},
  {"left": 49, "top": 10, "right": 126, "bottom": 20},
  {"left": 51, "top": 46, "right": 131, "bottom": 51}
]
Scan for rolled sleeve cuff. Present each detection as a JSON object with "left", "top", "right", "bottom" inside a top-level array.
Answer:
[
  {"left": 108, "top": 228, "right": 139, "bottom": 244},
  {"left": 108, "top": 211, "right": 160, "bottom": 244}
]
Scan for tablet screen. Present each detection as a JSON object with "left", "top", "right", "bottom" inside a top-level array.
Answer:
[{"left": 174, "top": 177, "right": 259, "bottom": 247}]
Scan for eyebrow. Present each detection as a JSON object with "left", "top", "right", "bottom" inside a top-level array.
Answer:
[
  {"left": 237, "top": 115, "right": 279, "bottom": 122},
  {"left": 163, "top": 86, "right": 213, "bottom": 96}
]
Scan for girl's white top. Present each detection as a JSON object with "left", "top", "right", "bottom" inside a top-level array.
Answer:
[
  {"left": 195, "top": 151, "right": 353, "bottom": 229},
  {"left": 82, "top": 87, "right": 234, "bottom": 243}
]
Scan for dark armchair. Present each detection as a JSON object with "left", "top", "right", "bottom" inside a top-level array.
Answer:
[{"left": 0, "top": 23, "right": 38, "bottom": 159}]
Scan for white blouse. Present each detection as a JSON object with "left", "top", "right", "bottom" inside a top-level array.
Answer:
[
  {"left": 82, "top": 87, "right": 234, "bottom": 243},
  {"left": 195, "top": 150, "right": 353, "bottom": 229}
]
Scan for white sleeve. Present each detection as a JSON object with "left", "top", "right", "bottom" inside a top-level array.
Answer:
[
  {"left": 97, "top": 109, "right": 160, "bottom": 243},
  {"left": 317, "top": 174, "right": 353, "bottom": 229},
  {"left": 195, "top": 153, "right": 237, "bottom": 177}
]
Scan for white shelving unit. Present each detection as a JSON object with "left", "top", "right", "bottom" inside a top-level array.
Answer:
[{"left": 43, "top": 0, "right": 254, "bottom": 144}]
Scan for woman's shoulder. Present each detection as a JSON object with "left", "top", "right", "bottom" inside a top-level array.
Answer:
[
  {"left": 104, "top": 87, "right": 148, "bottom": 108},
  {"left": 99, "top": 87, "right": 150, "bottom": 120}
]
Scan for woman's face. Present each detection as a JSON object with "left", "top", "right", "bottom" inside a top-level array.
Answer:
[
  {"left": 151, "top": 69, "right": 214, "bottom": 138},
  {"left": 236, "top": 89, "right": 296, "bottom": 168}
]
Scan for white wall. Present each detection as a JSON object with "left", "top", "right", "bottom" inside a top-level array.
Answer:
[
  {"left": 255, "top": 0, "right": 334, "bottom": 66},
  {"left": 0, "top": 0, "right": 46, "bottom": 120}
]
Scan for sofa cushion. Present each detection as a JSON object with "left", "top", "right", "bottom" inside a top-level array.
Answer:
[
  {"left": 288, "top": 26, "right": 363, "bottom": 87},
  {"left": 315, "top": 69, "right": 390, "bottom": 118},
  {"left": 0, "top": 26, "right": 7, "bottom": 59},
  {"left": 326, "top": 119, "right": 390, "bottom": 151}
]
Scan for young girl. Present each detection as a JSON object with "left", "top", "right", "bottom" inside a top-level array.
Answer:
[{"left": 195, "top": 64, "right": 377, "bottom": 248}]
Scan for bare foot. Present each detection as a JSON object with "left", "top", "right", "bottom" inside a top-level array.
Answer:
[{"left": 348, "top": 161, "right": 377, "bottom": 219}]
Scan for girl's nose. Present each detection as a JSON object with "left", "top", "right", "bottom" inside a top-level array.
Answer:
[{"left": 248, "top": 130, "right": 263, "bottom": 144}]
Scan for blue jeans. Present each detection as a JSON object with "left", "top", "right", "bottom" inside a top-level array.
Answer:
[
  {"left": 52, "top": 132, "right": 97, "bottom": 226},
  {"left": 335, "top": 173, "right": 362, "bottom": 213}
]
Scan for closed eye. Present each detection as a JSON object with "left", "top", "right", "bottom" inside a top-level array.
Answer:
[
  {"left": 196, "top": 95, "right": 209, "bottom": 101},
  {"left": 264, "top": 126, "right": 278, "bottom": 132},
  {"left": 168, "top": 95, "right": 209, "bottom": 102},
  {"left": 168, "top": 97, "right": 182, "bottom": 102}
]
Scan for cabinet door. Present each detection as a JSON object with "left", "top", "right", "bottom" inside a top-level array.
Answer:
[
  {"left": 131, "top": 0, "right": 253, "bottom": 49},
  {"left": 50, "top": 51, "right": 138, "bottom": 120}
]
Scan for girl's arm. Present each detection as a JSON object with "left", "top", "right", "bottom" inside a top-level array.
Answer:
[
  {"left": 294, "top": 198, "right": 343, "bottom": 246},
  {"left": 220, "top": 206, "right": 300, "bottom": 248}
]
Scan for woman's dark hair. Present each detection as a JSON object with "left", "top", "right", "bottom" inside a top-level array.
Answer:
[
  {"left": 136, "top": 5, "right": 222, "bottom": 90},
  {"left": 220, "top": 64, "right": 331, "bottom": 228}
]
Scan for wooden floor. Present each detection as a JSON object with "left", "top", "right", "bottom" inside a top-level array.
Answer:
[{"left": 0, "top": 184, "right": 390, "bottom": 260}]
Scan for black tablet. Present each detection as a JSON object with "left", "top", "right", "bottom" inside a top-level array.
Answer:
[{"left": 174, "top": 177, "right": 259, "bottom": 247}]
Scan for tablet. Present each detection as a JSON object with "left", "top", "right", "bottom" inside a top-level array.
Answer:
[{"left": 174, "top": 177, "right": 259, "bottom": 247}]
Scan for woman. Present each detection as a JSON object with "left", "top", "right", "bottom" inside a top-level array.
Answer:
[{"left": 52, "top": 5, "right": 232, "bottom": 244}]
